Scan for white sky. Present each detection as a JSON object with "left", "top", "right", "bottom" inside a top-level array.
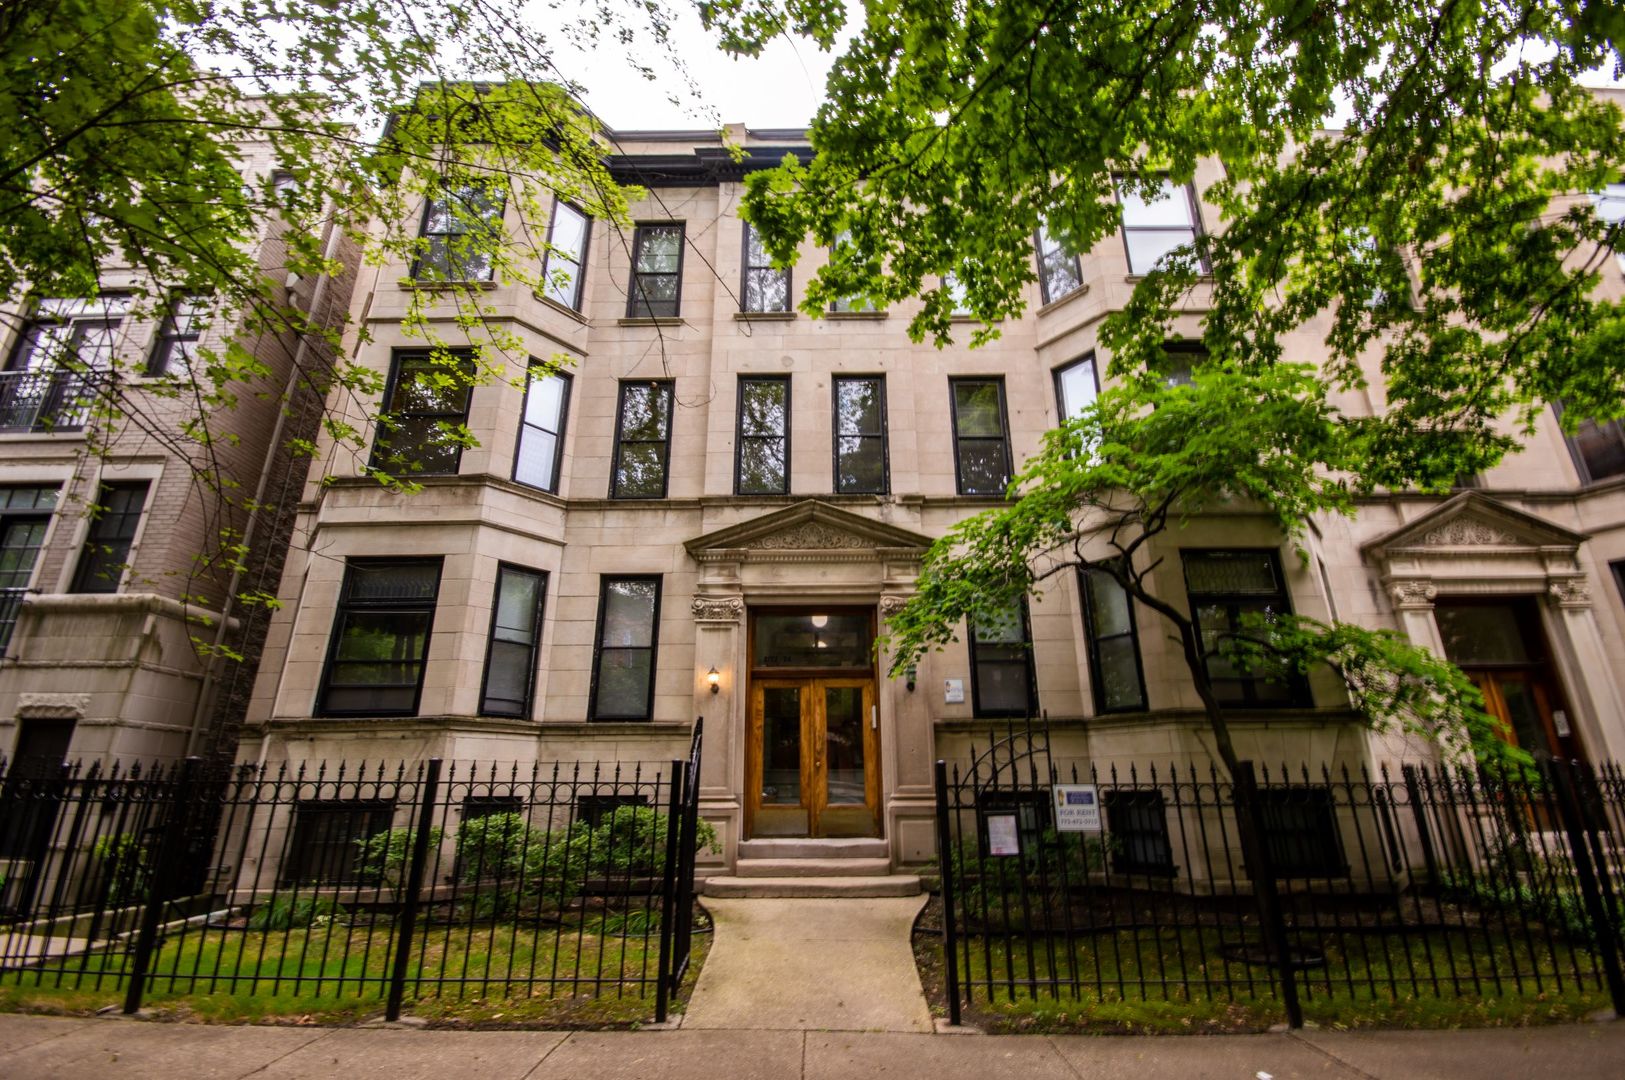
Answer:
[{"left": 549, "top": 7, "right": 844, "bottom": 131}]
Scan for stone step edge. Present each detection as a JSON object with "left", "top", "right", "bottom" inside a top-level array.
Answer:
[
  {"left": 700, "top": 875, "right": 923, "bottom": 898},
  {"left": 734, "top": 857, "right": 893, "bottom": 878}
]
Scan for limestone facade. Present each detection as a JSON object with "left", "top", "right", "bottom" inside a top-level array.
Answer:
[{"left": 239, "top": 124, "right": 1625, "bottom": 873}]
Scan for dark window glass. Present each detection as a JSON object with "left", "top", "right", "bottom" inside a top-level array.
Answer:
[
  {"left": 0, "top": 486, "right": 58, "bottom": 654},
  {"left": 950, "top": 378, "right": 1012, "bottom": 495},
  {"left": 1080, "top": 564, "right": 1147, "bottom": 713},
  {"left": 318, "top": 558, "right": 442, "bottom": 716},
  {"left": 1556, "top": 402, "right": 1625, "bottom": 484},
  {"left": 480, "top": 565, "right": 547, "bottom": 718},
  {"left": 752, "top": 612, "right": 873, "bottom": 670},
  {"left": 1118, "top": 178, "right": 1203, "bottom": 275},
  {"left": 4, "top": 296, "right": 129, "bottom": 433},
  {"left": 68, "top": 481, "right": 148, "bottom": 594},
  {"left": 1181, "top": 549, "right": 1309, "bottom": 707},
  {"left": 590, "top": 576, "right": 661, "bottom": 720},
  {"left": 1434, "top": 602, "right": 1538, "bottom": 666},
  {"left": 414, "top": 184, "right": 504, "bottom": 281},
  {"left": 1103, "top": 790, "right": 1175, "bottom": 874},
  {"left": 577, "top": 794, "right": 651, "bottom": 828},
  {"left": 514, "top": 367, "right": 570, "bottom": 492},
  {"left": 610, "top": 381, "right": 674, "bottom": 498},
  {"left": 628, "top": 223, "right": 684, "bottom": 318},
  {"left": 736, "top": 377, "right": 789, "bottom": 495},
  {"left": 371, "top": 350, "right": 475, "bottom": 476},
  {"left": 145, "top": 295, "right": 210, "bottom": 376},
  {"left": 969, "top": 600, "right": 1035, "bottom": 717},
  {"left": 1256, "top": 787, "right": 1346, "bottom": 878},
  {"left": 281, "top": 801, "right": 395, "bottom": 885},
  {"left": 834, "top": 376, "right": 887, "bottom": 494},
  {"left": 742, "top": 222, "right": 790, "bottom": 313},
  {"left": 1158, "top": 341, "right": 1206, "bottom": 388},
  {"left": 1035, "top": 221, "right": 1083, "bottom": 305},
  {"left": 541, "top": 201, "right": 590, "bottom": 309}
]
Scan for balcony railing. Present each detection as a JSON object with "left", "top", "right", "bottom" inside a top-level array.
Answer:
[
  {"left": 0, "top": 587, "right": 26, "bottom": 655},
  {"left": 0, "top": 369, "right": 100, "bottom": 433}
]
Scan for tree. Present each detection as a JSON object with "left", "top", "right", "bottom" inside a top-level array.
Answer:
[{"left": 698, "top": 0, "right": 1625, "bottom": 771}]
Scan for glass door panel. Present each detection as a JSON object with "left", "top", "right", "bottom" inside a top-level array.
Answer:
[{"left": 751, "top": 681, "right": 810, "bottom": 836}]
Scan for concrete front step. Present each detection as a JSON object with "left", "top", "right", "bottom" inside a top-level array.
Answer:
[
  {"left": 701, "top": 875, "right": 923, "bottom": 898},
  {"left": 735, "top": 837, "right": 889, "bottom": 860},
  {"left": 735, "top": 857, "right": 893, "bottom": 878}
]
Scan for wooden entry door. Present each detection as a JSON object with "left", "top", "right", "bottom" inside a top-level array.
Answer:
[
  {"left": 747, "top": 677, "right": 880, "bottom": 838},
  {"left": 1470, "top": 670, "right": 1586, "bottom": 763}
]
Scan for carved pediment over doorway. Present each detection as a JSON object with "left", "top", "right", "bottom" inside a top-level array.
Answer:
[
  {"left": 1362, "top": 492, "right": 1587, "bottom": 559},
  {"left": 684, "top": 500, "right": 934, "bottom": 564}
]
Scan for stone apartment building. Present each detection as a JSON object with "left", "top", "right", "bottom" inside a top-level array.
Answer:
[
  {"left": 0, "top": 132, "right": 358, "bottom": 772},
  {"left": 236, "top": 119, "right": 1625, "bottom": 886}
]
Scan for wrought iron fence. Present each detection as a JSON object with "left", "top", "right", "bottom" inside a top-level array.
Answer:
[
  {"left": 0, "top": 721, "right": 705, "bottom": 1021},
  {"left": 932, "top": 718, "right": 1625, "bottom": 1028}
]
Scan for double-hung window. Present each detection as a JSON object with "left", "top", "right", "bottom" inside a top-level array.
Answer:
[
  {"left": 1118, "top": 178, "right": 1203, "bottom": 275},
  {"left": 1054, "top": 355, "right": 1099, "bottom": 423},
  {"left": 968, "top": 599, "right": 1036, "bottom": 717},
  {"left": 514, "top": 366, "right": 570, "bottom": 493},
  {"left": 480, "top": 565, "right": 547, "bottom": 718},
  {"left": 318, "top": 558, "right": 442, "bottom": 716},
  {"left": 69, "top": 481, "right": 149, "bottom": 594},
  {"left": 1181, "top": 549, "right": 1309, "bottom": 707},
  {"left": 145, "top": 296, "right": 210, "bottom": 376},
  {"left": 371, "top": 349, "right": 475, "bottom": 477},
  {"left": 541, "top": 201, "right": 590, "bottom": 310},
  {"left": 0, "top": 486, "right": 59, "bottom": 653},
  {"left": 1555, "top": 401, "right": 1625, "bottom": 484},
  {"left": 828, "top": 231, "right": 877, "bottom": 313},
  {"left": 735, "top": 376, "right": 790, "bottom": 495},
  {"left": 590, "top": 576, "right": 662, "bottom": 721},
  {"left": 949, "top": 378, "right": 1012, "bottom": 495},
  {"left": 628, "top": 223, "right": 684, "bottom": 318},
  {"left": 414, "top": 184, "right": 505, "bottom": 282},
  {"left": 1079, "top": 563, "right": 1148, "bottom": 713},
  {"left": 833, "top": 376, "right": 887, "bottom": 494},
  {"left": 741, "top": 222, "right": 790, "bottom": 313},
  {"left": 4, "top": 295, "right": 130, "bottom": 433},
  {"left": 610, "top": 380, "right": 675, "bottom": 498},
  {"left": 1035, "top": 221, "right": 1084, "bottom": 305}
]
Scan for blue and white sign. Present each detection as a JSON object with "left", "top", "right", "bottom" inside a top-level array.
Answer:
[{"left": 1052, "top": 784, "right": 1102, "bottom": 833}]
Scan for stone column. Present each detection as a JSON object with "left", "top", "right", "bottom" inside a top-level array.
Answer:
[
  {"left": 691, "top": 593, "right": 745, "bottom": 863},
  {"left": 879, "top": 591, "right": 938, "bottom": 864},
  {"left": 1546, "top": 576, "right": 1625, "bottom": 760},
  {"left": 1383, "top": 579, "right": 1447, "bottom": 765}
]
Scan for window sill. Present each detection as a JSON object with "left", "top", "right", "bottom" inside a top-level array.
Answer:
[
  {"left": 617, "top": 316, "right": 685, "bottom": 327},
  {"left": 532, "top": 292, "right": 590, "bottom": 324},
  {"left": 734, "top": 311, "right": 796, "bottom": 322},
  {"left": 1036, "top": 283, "right": 1091, "bottom": 318},
  {"left": 825, "top": 310, "right": 888, "bottom": 320},
  {"left": 1124, "top": 273, "right": 1213, "bottom": 284},
  {"left": 397, "top": 279, "right": 499, "bottom": 291}
]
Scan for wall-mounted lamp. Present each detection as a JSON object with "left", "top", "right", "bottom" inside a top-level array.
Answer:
[
  {"left": 905, "top": 664, "right": 917, "bottom": 692},
  {"left": 707, "top": 666, "right": 721, "bottom": 694},
  {"left": 810, "top": 613, "right": 829, "bottom": 629}
]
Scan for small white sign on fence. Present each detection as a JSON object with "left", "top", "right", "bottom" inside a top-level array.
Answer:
[
  {"left": 1052, "top": 784, "right": 1103, "bottom": 832},
  {"left": 985, "top": 813, "right": 1021, "bottom": 856}
]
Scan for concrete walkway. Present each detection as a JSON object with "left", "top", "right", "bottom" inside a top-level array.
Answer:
[
  {"left": 2, "top": 1013, "right": 1624, "bottom": 1079},
  {"left": 684, "top": 896, "right": 933, "bottom": 1032}
]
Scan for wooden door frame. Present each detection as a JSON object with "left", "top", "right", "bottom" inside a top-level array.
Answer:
[{"left": 744, "top": 674, "right": 882, "bottom": 840}]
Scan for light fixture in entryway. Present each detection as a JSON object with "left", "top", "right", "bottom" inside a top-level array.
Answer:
[{"left": 707, "top": 666, "right": 720, "bottom": 694}]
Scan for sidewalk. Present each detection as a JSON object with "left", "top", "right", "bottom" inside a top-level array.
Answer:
[{"left": 2, "top": 1012, "right": 1623, "bottom": 1079}]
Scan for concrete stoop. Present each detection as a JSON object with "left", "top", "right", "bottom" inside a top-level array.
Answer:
[{"left": 701, "top": 837, "right": 923, "bottom": 898}]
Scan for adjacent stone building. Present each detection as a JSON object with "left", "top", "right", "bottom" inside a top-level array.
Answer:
[
  {"left": 237, "top": 121, "right": 1625, "bottom": 882},
  {"left": 0, "top": 130, "right": 357, "bottom": 769}
]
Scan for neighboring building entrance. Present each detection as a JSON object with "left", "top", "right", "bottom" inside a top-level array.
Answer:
[
  {"left": 1434, "top": 598, "right": 1585, "bottom": 762},
  {"left": 745, "top": 608, "right": 881, "bottom": 838}
]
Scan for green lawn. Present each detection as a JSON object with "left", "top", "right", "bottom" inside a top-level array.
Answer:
[
  {"left": 917, "top": 925, "right": 1613, "bottom": 1033},
  {"left": 0, "top": 916, "right": 707, "bottom": 1026}
]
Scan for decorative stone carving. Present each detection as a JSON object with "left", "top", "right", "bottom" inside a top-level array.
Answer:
[
  {"left": 1548, "top": 578, "right": 1593, "bottom": 608},
  {"left": 690, "top": 596, "right": 744, "bottom": 622},
  {"left": 742, "top": 523, "right": 864, "bottom": 550},
  {"left": 879, "top": 595, "right": 911, "bottom": 617},
  {"left": 1421, "top": 518, "right": 1517, "bottom": 546},
  {"left": 17, "top": 693, "right": 91, "bottom": 720},
  {"left": 1388, "top": 581, "right": 1438, "bottom": 609}
]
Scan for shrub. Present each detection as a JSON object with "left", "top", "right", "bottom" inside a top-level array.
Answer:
[
  {"left": 246, "top": 895, "right": 348, "bottom": 930},
  {"left": 354, "top": 825, "right": 444, "bottom": 898},
  {"left": 92, "top": 833, "right": 152, "bottom": 907}
]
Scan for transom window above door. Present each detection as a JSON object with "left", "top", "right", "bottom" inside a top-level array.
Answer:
[{"left": 752, "top": 611, "right": 873, "bottom": 670}]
